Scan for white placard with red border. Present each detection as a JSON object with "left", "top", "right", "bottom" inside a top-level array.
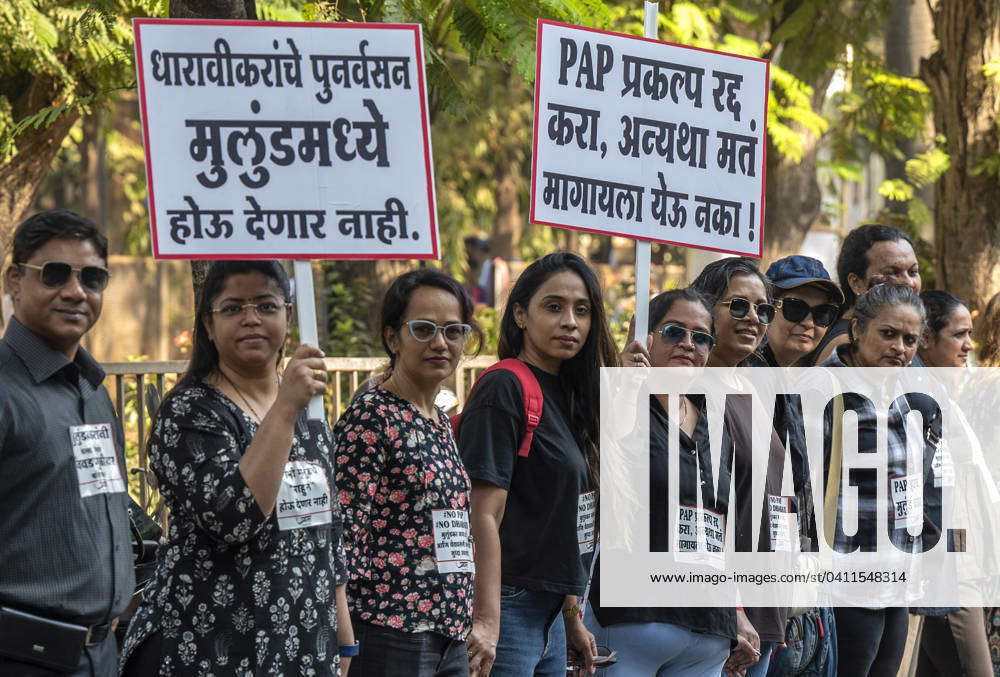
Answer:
[
  {"left": 531, "top": 20, "right": 769, "bottom": 257},
  {"left": 134, "top": 18, "right": 439, "bottom": 260}
]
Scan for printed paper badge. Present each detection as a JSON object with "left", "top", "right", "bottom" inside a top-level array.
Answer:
[
  {"left": 276, "top": 460, "right": 333, "bottom": 531},
  {"left": 431, "top": 508, "right": 474, "bottom": 574},
  {"left": 578, "top": 491, "right": 597, "bottom": 554},
  {"left": 70, "top": 423, "right": 126, "bottom": 498}
]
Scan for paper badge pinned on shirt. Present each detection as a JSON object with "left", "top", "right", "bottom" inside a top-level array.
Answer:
[
  {"left": 70, "top": 423, "right": 126, "bottom": 498},
  {"left": 431, "top": 508, "right": 475, "bottom": 574},
  {"left": 277, "top": 460, "right": 333, "bottom": 531}
]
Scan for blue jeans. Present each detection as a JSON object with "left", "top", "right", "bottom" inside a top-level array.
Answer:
[
  {"left": 491, "top": 586, "right": 567, "bottom": 677},
  {"left": 746, "top": 641, "right": 776, "bottom": 677},
  {"left": 583, "top": 605, "right": 730, "bottom": 677}
]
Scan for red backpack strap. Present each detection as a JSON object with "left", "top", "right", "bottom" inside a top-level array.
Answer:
[
  {"left": 453, "top": 359, "right": 544, "bottom": 458},
  {"left": 493, "top": 359, "right": 544, "bottom": 458}
]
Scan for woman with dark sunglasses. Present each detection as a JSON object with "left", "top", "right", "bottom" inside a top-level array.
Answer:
[
  {"left": 751, "top": 256, "right": 844, "bottom": 368},
  {"left": 587, "top": 288, "right": 754, "bottom": 677},
  {"left": 690, "top": 257, "right": 776, "bottom": 369},
  {"left": 689, "top": 257, "right": 789, "bottom": 677},
  {"left": 334, "top": 269, "right": 483, "bottom": 675}
]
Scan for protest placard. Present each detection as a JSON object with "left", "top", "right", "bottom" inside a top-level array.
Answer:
[
  {"left": 531, "top": 19, "right": 769, "bottom": 258},
  {"left": 133, "top": 18, "right": 438, "bottom": 260}
]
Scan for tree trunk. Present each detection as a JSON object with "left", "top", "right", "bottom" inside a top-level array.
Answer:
[
  {"left": 0, "top": 110, "right": 79, "bottom": 332},
  {"left": 0, "top": 113, "right": 78, "bottom": 260},
  {"left": 169, "top": 0, "right": 257, "bottom": 305},
  {"left": 884, "top": 0, "right": 935, "bottom": 218},
  {"left": 491, "top": 157, "right": 522, "bottom": 261},
  {"left": 490, "top": 70, "right": 526, "bottom": 262},
  {"left": 761, "top": 73, "right": 832, "bottom": 264},
  {"left": 921, "top": 0, "right": 1000, "bottom": 311}
]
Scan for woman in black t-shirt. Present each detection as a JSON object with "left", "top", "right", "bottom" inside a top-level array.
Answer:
[
  {"left": 587, "top": 288, "right": 749, "bottom": 677},
  {"left": 458, "top": 252, "right": 619, "bottom": 677}
]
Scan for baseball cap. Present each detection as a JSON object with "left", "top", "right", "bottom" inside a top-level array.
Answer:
[{"left": 765, "top": 255, "right": 844, "bottom": 304}]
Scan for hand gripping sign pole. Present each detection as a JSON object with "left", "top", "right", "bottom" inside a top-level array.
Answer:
[
  {"left": 632, "top": 1, "right": 659, "bottom": 341},
  {"left": 293, "top": 260, "right": 325, "bottom": 421}
]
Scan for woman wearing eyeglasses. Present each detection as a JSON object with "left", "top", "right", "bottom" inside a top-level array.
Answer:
[
  {"left": 587, "top": 288, "right": 753, "bottom": 677},
  {"left": 120, "top": 260, "right": 353, "bottom": 676},
  {"left": 334, "top": 269, "right": 482, "bottom": 676},
  {"left": 689, "top": 257, "right": 789, "bottom": 677}
]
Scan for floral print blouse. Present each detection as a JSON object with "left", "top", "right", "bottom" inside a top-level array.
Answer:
[
  {"left": 120, "top": 384, "right": 348, "bottom": 676},
  {"left": 334, "top": 386, "right": 474, "bottom": 640}
]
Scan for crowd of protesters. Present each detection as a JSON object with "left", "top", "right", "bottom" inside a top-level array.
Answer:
[{"left": 4, "top": 209, "right": 1000, "bottom": 677}]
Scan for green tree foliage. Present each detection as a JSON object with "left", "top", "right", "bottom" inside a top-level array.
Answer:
[{"left": 0, "top": 0, "right": 162, "bottom": 159}]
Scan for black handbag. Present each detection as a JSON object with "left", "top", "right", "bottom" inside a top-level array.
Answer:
[{"left": 0, "top": 607, "right": 87, "bottom": 672}]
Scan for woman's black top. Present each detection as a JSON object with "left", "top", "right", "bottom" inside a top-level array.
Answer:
[
  {"left": 458, "top": 364, "right": 593, "bottom": 596},
  {"left": 589, "top": 396, "right": 737, "bottom": 640},
  {"left": 121, "top": 384, "right": 347, "bottom": 676}
]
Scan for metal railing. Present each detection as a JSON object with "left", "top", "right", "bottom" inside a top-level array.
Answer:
[{"left": 103, "top": 355, "right": 497, "bottom": 523}]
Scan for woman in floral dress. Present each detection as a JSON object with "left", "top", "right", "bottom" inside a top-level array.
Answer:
[
  {"left": 335, "top": 269, "right": 481, "bottom": 676},
  {"left": 121, "top": 260, "right": 354, "bottom": 676}
]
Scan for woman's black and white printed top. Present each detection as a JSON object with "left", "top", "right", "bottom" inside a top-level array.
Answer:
[{"left": 121, "top": 384, "right": 347, "bottom": 676}]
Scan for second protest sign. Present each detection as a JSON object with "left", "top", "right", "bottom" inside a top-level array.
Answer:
[{"left": 531, "top": 20, "right": 769, "bottom": 257}]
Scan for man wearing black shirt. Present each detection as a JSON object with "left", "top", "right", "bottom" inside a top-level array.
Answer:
[{"left": 0, "top": 211, "right": 134, "bottom": 676}]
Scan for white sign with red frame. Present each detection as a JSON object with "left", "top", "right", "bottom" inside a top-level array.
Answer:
[
  {"left": 134, "top": 18, "right": 439, "bottom": 260},
  {"left": 531, "top": 20, "right": 769, "bottom": 257}
]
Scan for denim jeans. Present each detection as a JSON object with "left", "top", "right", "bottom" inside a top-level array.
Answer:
[
  {"left": 583, "top": 605, "right": 729, "bottom": 677},
  {"left": 746, "top": 641, "right": 776, "bottom": 677},
  {"left": 348, "top": 618, "right": 469, "bottom": 677},
  {"left": 491, "top": 586, "right": 567, "bottom": 677}
]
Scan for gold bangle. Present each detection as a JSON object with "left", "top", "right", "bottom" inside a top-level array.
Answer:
[{"left": 562, "top": 604, "right": 583, "bottom": 620}]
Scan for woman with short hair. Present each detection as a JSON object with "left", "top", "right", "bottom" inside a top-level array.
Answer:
[
  {"left": 588, "top": 288, "right": 757, "bottom": 677},
  {"left": 335, "top": 268, "right": 482, "bottom": 676},
  {"left": 688, "top": 256, "right": 791, "bottom": 676},
  {"left": 822, "top": 284, "right": 935, "bottom": 676}
]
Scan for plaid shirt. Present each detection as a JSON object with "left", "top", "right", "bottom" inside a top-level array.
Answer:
[{"left": 821, "top": 350, "right": 939, "bottom": 554}]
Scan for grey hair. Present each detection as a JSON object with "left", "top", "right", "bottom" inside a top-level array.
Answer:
[{"left": 852, "top": 283, "right": 926, "bottom": 336}]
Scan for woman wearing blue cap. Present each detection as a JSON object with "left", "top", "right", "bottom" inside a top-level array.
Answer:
[{"left": 757, "top": 255, "right": 844, "bottom": 368}]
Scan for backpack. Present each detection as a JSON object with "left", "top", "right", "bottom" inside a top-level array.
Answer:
[
  {"left": 767, "top": 607, "right": 836, "bottom": 677},
  {"left": 452, "top": 358, "right": 543, "bottom": 458}
]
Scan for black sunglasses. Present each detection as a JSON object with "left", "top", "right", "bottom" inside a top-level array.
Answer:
[
  {"left": 19, "top": 261, "right": 111, "bottom": 292},
  {"left": 659, "top": 324, "right": 716, "bottom": 352},
  {"left": 719, "top": 297, "right": 776, "bottom": 325},
  {"left": 777, "top": 297, "right": 839, "bottom": 328}
]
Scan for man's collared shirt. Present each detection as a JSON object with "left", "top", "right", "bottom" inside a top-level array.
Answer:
[{"left": 0, "top": 317, "right": 134, "bottom": 624}]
